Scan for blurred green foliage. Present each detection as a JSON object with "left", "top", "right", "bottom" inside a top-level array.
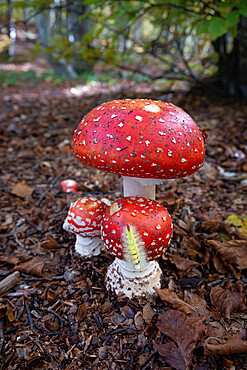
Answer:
[
  {"left": 1, "top": 0, "right": 247, "bottom": 94},
  {"left": 0, "top": 69, "right": 66, "bottom": 87}
]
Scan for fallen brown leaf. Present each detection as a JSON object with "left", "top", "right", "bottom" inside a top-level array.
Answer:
[
  {"left": 142, "top": 302, "right": 156, "bottom": 323},
  {"left": 134, "top": 311, "right": 145, "bottom": 330},
  {"left": 40, "top": 288, "right": 57, "bottom": 302},
  {"left": 26, "top": 356, "right": 51, "bottom": 370},
  {"left": 43, "top": 320, "right": 60, "bottom": 332},
  {"left": 11, "top": 179, "right": 34, "bottom": 198},
  {"left": 154, "top": 288, "right": 196, "bottom": 315},
  {"left": 41, "top": 236, "right": 60, "bottom": 250},
  {"left": 165, "top": 253, "right": 199, "bottom": 277},
  {"left": 0, "top": 255, "right": 20, "bottom": 265},
  {"left": 204, "top": 337, "right": 247, "bottom": 356},
  {"left": 208, "top": 240, "right": 247, "bottom": 270},
  {"left": 184, "top": 291, "right": 210, "bottom": 315},
  {"left": 14, "top": 256, "right": 46, "bottom": 276},
  {"left": 154, "top": 310, "right": 206, "bottom": 370},
  {"left": 154, "top": 341, "right": 187, "bottom": 370},
  {"left": 0, "top": 304, "right": 17, "bottom": 327},
  {"left": 210, "top": 286, "right": 246, "bottom": 319},
  {"left": 75, "top": 303, "right": 88, "bottom": 325}
]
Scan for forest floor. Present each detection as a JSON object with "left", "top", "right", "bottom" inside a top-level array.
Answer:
[{"left": 0, "top": 68, "right": 247, "bottom": 370}]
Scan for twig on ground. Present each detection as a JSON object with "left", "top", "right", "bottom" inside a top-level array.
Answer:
[
  {"left": 36, "top": 173, "right": 63, "bottom": 207},
  {"left": 0, "top": 271, "right": 21, "bottom": 296},
  {"left": 0, "top": 318, "right": 4, "bottom": 354},
  {"left": 25, "top": 300, "right": 35, "bottom": 333}
]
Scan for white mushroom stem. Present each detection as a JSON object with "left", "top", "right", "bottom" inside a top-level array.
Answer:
[
  {"left": 123, "top": 176, "right": 166, "bottom": 200},
  {"left": 75, "top": 235, "right": 103, "bottom": 258},
  {"left": 106, "top": 258, "right": 162, "bottom": 299}
]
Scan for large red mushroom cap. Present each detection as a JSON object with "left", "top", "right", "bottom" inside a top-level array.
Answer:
[
  {"left": 101, "top": 197, "right": 172, "bottom": 269},
  {"left": 72, "top": 99, "right": 205, "bottom": 180},
  {"left": 64, "top": 197, "right": 109, "bottom": 237}
]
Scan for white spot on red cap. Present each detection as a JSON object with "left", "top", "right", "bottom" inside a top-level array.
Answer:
[
  {"left": 126, "top": 136, "right": 131, "bottom": 141},
  {"left": 143, "top": 104, "right": 160, "bottom": 113},
  {"left": 135, "top": 115, "right": 143, "bottom": 122}
]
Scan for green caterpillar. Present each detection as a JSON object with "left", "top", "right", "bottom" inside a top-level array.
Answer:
[{"left": 125, "top": 225, "right": 142, "bottom": 270}]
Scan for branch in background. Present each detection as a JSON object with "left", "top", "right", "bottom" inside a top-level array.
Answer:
[
  {"left": 176, "top": 40, "right": 199, "bottom": 82},
  {"left": 119, "top": 63, "right": 190, "bottom": 82}
]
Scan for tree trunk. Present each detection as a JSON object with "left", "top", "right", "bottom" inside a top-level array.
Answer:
[
  {"left": 7, "top": 0, "right": 16, "bottom": 57},
  {"left": 67, "top": 3, "right": 92, "bottom": 74},
  {"left": 35, "top": 10, "right": 77, "bottom": 79},
  {"left": 213, "top": 16, "right": 247, "bottom": 100}
]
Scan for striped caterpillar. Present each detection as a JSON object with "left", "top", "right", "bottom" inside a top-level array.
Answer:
[{"left": 122, "top": 224, "right": 147, "bottom": 270}]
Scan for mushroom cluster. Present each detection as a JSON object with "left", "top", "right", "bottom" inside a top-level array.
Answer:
[
  {"left": 63, "top": 197, "right": 110, "bottom": 257},
  {"left": 63, "top": 98, "right": 205, "bottom": 298},
  {"left": 101, "top": 197, "right": 172, "bottom": 298}
]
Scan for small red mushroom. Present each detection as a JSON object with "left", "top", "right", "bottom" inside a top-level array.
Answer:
[
  {"left": 72, "top": 99, "right": 205, "bottom": 199},
  {"left": 63, "top": 197, "right": 110, "bottom": 257},
  {"left": 101, "top": 196, "right": 173, "bottom": 298},
  {"left": 60, "top": 179, "right": 78, "bottom": 193}
]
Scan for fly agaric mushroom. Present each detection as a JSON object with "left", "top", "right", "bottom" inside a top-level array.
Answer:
[
  {"left": 101, "top": 196, "right": 172, "bottom": 298},
  {"left": 63, "top": 197, "right": 110, "bottom": 257},
  {"left": 60, "top": 179, "right": 78, "bottom": 193},
  {"left": 72, "top": 99, "right": 205, "bottom": 200}
]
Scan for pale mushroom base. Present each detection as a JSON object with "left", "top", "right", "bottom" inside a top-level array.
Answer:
[
  {"left": 75, "top": 235, "right": 103, "bottom": 258},
  {"left": 106, "top": 258, "right": 162, "bottom": 299}
]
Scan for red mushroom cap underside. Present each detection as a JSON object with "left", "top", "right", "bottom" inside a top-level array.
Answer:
[
  {"left": 72, "top": 99, "right": 205, "bottom": 179},
  {"left": 66, "top": 197, "right": 108, "bottom": 237},
  {"left": 101, "top": 197, "right": 173, "bottom": 261}
]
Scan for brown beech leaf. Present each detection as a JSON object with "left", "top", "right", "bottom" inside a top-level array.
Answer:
[
  {"left": 0, "top": 255, "right": 20, "bottom": 265},
  {"left": 40, "top": 288, "right": 57, "bottom": 302},
  {"left": 154, "top": 288, "right": 196, "bottom": 315},
  {"left": 210, "top": 286, "right": 246, "bottom": 319},
  {"left": 11, "top": 180, "right": 34, "bottom": 198},
  {"left": 43, "top": 320, "right": 60, "bottom": 332},
  {"left": 204, "top": 337, "right": 247, "bottom": 356},
  {"left": 41, "top": 236, "right": 60, "bottom": 250},
  {"left": 184, "top": 291, "right": 210, "bottom": 315},
  {"left": 154, "top": 310, "right": 206, "bottom": 370},
  {"left": 208, "top": 240, "right": 247, "bottom": 270},
  {"left": 154, "top": 341, "right": 188, "bottom": 370},
  {"left": 14, "top": 256, "right": 46, "bottom": 276},
  {"left": 165, "top": 253, "right": 199, "bottom": 277},
  {"left": 0, "top": 304, "right": 7, "bottom": 319},
  {"left": 26, "top": 355, "right": 51, "bottom": 370},
  {"left": 143, "top": 302, "right": 156, "bottom": 323},
  {"left": 75, "top": 303, "right": 87, "bottom": 325}
]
